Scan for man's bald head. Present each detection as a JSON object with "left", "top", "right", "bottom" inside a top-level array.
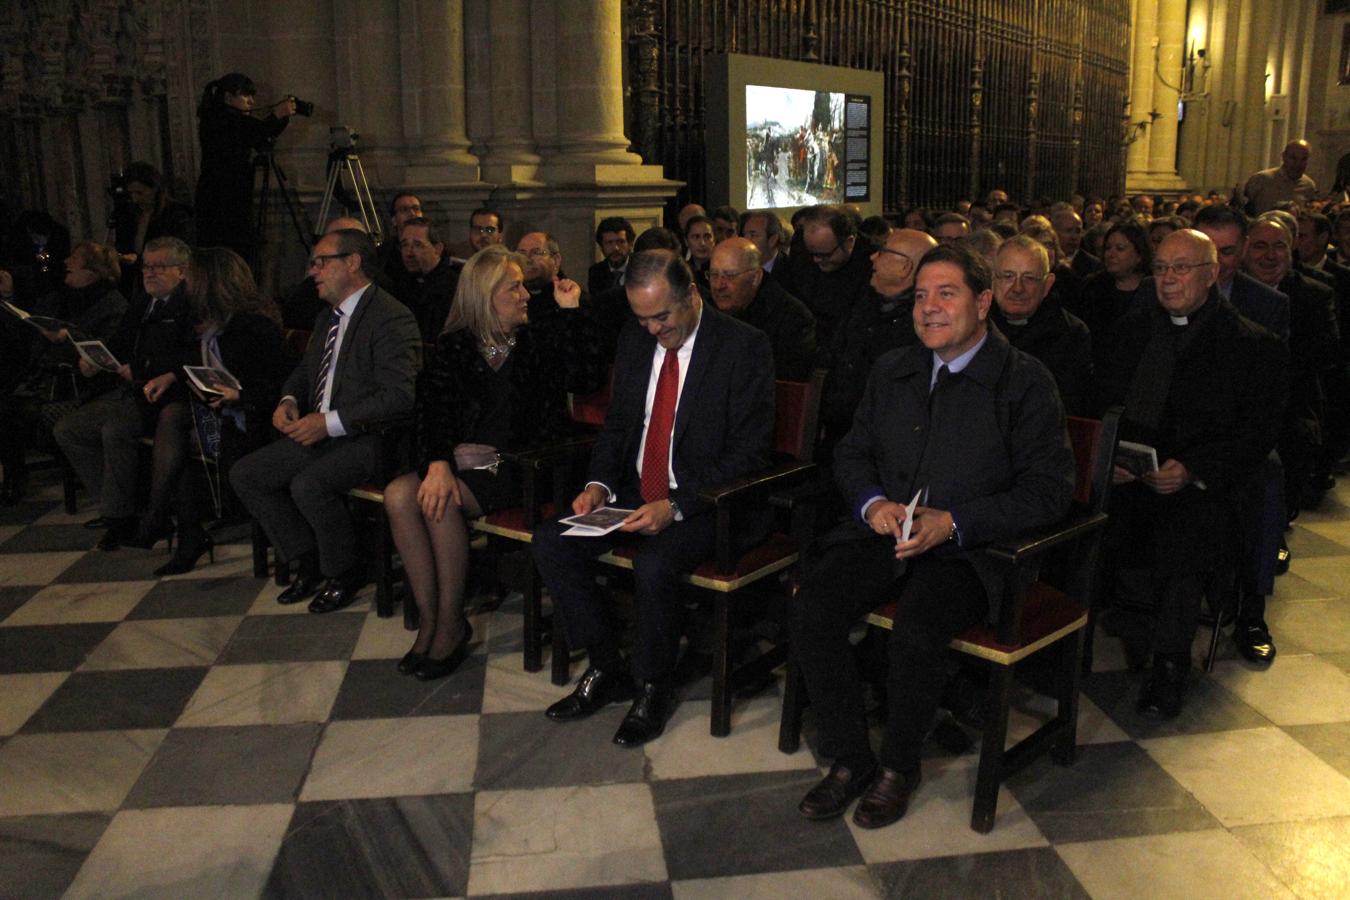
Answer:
[
  {"left": 677, "top": 203, "right": 707, "bottom": 233},
  {"left": 1281, "top": 140, "right": 1310, "bottom": 181},
  {"left": 708, "top": 237, "right": 763, "bottom": 313},
  {"left": 1154, "top": 229, "right": 1218, "bottom": 318},
  {"left": 870, "top": 228, "right": 936, "bottom": 299},
  {"left": 325, "top": 216, "right": 368, "bottom": 235}
]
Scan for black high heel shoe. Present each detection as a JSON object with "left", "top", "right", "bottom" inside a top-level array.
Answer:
[
  {"left": 415, "top": 622, "right": 475, "bottom": 681},
  {"left": 124, "top": 514, "right": 175, "bottom": 550},
  {"left": 397, "top": 650, "right": 428, "bottom": 675},
  {"left": 153, "top": 529, "right": 215, "bottom": 576}
]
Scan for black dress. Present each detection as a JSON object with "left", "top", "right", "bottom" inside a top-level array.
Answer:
[{"left": 416, "top": 309, "right": 607, "bottom": 515}]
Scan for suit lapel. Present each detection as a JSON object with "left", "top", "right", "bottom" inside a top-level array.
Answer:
[
  {"left": 329, "top": 284, "right": 374, "bottom": 403},
  {"left": 671, "top": 306, "right": 717, "bottom": 447}
]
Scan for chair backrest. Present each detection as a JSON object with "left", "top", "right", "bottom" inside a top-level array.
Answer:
[
  {"left": 568, "top": 366, "right": 615, "bottom": 427},
  {"left": 1070, "top": 406, "right": 1121, "bottom": 515},
  {"left": 774, "top": 369, "right": 826, "bottom": 463}
]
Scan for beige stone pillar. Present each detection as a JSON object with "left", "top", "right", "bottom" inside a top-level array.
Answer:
[
  {"left": 473, "top": 0, "right": 542, "bottom": 184},
  {"left": 1126, "top": 0, "right": 1188, "bottom": 191},
  {"left": 400, "top": 0, "right": 479, "bottom": 183}
]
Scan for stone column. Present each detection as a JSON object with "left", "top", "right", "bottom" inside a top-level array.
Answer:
[
  {"left": 472, "top": 0, "right": 542, "bottom": 184},
  {"left": 400, "top": 0, "right": 479, "bottom": 183},
  {"left": 1126, "top": 0, "right": 1188, "bottom": 192}
]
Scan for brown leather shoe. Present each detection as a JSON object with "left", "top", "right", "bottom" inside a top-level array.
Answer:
[
  {"left": 798, "top": 763, "right": 876, "bottom": 820},
  {"left": 852, "top": 767, "right": 920, "bottom": 829}
]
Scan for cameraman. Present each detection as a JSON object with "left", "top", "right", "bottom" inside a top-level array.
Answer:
[
  {"left": 111, "top": 161, "right": 194, "bottom": 294},
  {"left": 194, "top": 73, "right": 297, "bottom": 262}
]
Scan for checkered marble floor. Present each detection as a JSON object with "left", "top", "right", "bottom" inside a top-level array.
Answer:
[{"left": 2, "top": 473, "right": 1349, "bottom": 899}]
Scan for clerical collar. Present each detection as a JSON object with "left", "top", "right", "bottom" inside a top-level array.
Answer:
[
  {"left": 1004, "top": 317, "right": 1029, "bottom": 326},
  {"left": 1169, "top": 315, "right": 1189, "bottom": 326}
]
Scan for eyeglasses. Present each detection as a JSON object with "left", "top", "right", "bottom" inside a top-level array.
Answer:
[
  {"left": 522, "top": 248, "right": 555, "bottom": 259},
  {"left": 994, "top": 271, "right": 1046, "bottom": 286},
  {"left": 471, "top": 225, "right": 499, "bottom": 236},
  {"left": 708, "top": 267, "right": 756, "bottom": 282},
  {"left": 807, "top": 241, "right": 844, "bottom": 261},
  {"left": 141, "top": 263, "right": 181, "bottom": 273},
  {"left": 873, "top": 247, "right": 913, "bottom": 264},
  {"left": 307, "top": 252, "right": 353, "bottom": 270},
  {"left": 1150, "top": 261, "right": 1213, "bottom": 277}
]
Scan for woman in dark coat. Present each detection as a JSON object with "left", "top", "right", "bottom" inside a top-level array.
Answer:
[
  {"left": 0, "top": 241, "right": 127, "bottom": 503},
  {"left": 133, "top": 247, "right": 295, "bottom": 573},
  {"left": 384, "top": 244, "right": 606, "bottom": 680},
  {"left": 113, "top": 161, "right": 195, "bottom": 295},
  {"left": 1076, "top": 219, "right": 1152, "bottom": 370},
  {"left": 193, "top": 73, "right": 294, "bottom": 261}
]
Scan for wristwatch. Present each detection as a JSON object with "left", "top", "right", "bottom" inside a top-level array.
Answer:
[{"left": 668, "top": 498, "right": 682, "bottom": 520}]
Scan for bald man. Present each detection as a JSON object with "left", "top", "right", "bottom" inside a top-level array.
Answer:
[
  {"left": 1100, "top": 229, "right": 1288, "bottom": 716},
  {"left": 1245, "top": 140, "right": 1317, "bottom": 214},
  {"left": 817, "top": 228, "right": 936, "bottom": 455},
  {"left": 708, "top": 237, "right": 816, "bottom": 379}
]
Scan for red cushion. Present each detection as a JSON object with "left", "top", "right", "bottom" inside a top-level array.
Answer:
[
  {"left": 870, "top": 581, "right": 1084, "bottom": 653},
  {"left": 774, "top": 380, "right": 810, "bottom": 457},
  {"left": 477, "top": 503, "right": 558, "bottom": 534}
]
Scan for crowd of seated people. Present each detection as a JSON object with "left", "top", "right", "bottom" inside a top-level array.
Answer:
[{"left": 6, "top": 159, "right": 1350, "bottom": 831}]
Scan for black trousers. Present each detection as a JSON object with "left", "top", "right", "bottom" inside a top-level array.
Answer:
[
  {"left": 532, "top": 495, "right": 716, "bottom": 683},
  {"left": 789, "top": 534, "right": 987, "bottom": 774},
  {"left": 229, "top": 433, "right": 381, "bottom": 577}
]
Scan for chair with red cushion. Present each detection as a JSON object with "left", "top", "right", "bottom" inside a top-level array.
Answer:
[{"left": 778, "top": 409, "right": 1121, "bottom": 832}]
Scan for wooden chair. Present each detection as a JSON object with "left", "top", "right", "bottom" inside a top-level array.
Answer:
[
  {"left": 778, "top": 409, "right": 1121, "bottom": 833},
  {"left": 551, "top": 370, "right": 826, "bottom": 736}
]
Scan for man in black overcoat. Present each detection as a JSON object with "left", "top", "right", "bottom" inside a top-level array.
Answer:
[{"left": 791, "top": 245, "right": 1074, "bottom": 829}]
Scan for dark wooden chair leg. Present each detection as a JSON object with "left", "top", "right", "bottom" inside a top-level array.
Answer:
[
  {"left": 374, "top": 505, "right": 394, "bottom": 618},
  {"left": 250, "top": 520, "right": 269, "bottom": 578},
  {"left": 710, "top": 594, "right": 732, "bottom": 737},
  {"left": 971, "top": 664, "right": 1014, "bottom": 834},
  {"left": 550, "top": 589, "right": 571, "bottom": 686},
  {"left": 1053, "top": 630, "right": 1085, "bottom": 766},
  {"left": 62, "top": 459, "right": 79, "bottom": 514},
  {"left": 522, "top": 563, "right": 543, "bottom": 673},
  {"left": 778, "top": 657, "right": 805, "bottom": 753}
]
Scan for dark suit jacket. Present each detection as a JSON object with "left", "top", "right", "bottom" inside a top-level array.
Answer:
[
  {"left": 214, "top": 312, "right": 299, "bottom": 442},
  {"left": 990, "top": 300, "right": 1094, "bottom": 417},
  {"left": 588, "top": 304, "right": 775, "bottom": 519},
  {"left": 1226, "top": 272, "right": 1290, "bottom": 341},
  {"left": 282, "top": 283, "right": 421, "bottom": 431},
  {"left": 587, "top": 259, "right": 626, "bottom": 298},
  {"left": 726, "top": 277, "right": 817, "bottom": 380},
  {"left": 832, "top": 327, "right": 1075, "bottom": 609}
]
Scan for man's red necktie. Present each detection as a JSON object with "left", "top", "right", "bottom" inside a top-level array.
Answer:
[{"left": 640, "top": 348, "right": 680, "bottom": 503}]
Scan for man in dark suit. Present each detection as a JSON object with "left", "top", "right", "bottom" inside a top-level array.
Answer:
[
  {"left": 792, "top": 245, "right": 1074, "bottom": 829},
  {"left": 54, "top": 236, "right": 196, "bottom": 549},
  {"left": 392, "top": 216, "right": 459, "bottom": 342},
  {"left": 587, "top": 217, "right": 634, "bottom": 297},
  {"left": 1296, "top": 210, "right": 1350, "bottom": 490},
  {"left": 532, "top": 250, "right": 775, "bottom": 746},
  {"left": 1194, "top": 206, "right": 1290, "bottom": 340},
  {"left": 779, "top": 205, "right": 873, "bottom": 348},
  {"left": 708, "top": 237, "right": 816, "bottom": 379},
  {"left": 231, "top": 229, "right": 421, "bottom": 612}
]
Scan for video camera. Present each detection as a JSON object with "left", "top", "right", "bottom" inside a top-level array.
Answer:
[{"left": 288, "top": 95, "right": 316, "bottom": 117}]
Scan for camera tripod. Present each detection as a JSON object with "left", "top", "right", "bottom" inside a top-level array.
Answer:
[
  {"left": 252, "top": 143, "right": 315, "bottom": 274},
  {"left": 315, "top": 140, "right": 384, "bottom": 245}
]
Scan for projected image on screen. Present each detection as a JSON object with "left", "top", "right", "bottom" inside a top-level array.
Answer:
[{"left": 746, "top": 85, "right": 853, "bottom": 208}]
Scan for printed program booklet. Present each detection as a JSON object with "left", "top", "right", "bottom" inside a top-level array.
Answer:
[
  {"left": 559, "top": 506, "right": 637, "bottom": 537},
  {"left": 2, "top": 299, "right": 75, "bottom": 336},
  {"left": 183, "top": 365, "right": 242, "bottom": 398},
  {"left": 74, "top": 340, "right": 122, "bottom": 373},
  {"left": 1115, "top": 440, "right": 1160, "bottom": 477}
]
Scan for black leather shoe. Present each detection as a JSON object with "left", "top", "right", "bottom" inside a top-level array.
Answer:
[
  {"left": 83, "top": 516, "right": 111, "bottom": 530},
  {"left": 612, "top": 681, "right": 671, "bottom": 747},
  {"left": 852, "top": 767, "right": 921, "bottom": 829},
  {"left": 1235, "top": 623, "right": 1277, "bottom": 664},
  {"left": 397, "top": 650, "right": 427, "bottom": 675},
  {"left": 1137, "top": 653, "right": 1190, "bottom": 719},
  {"left": 95, "top": 517, "right": 137, "bottom": 551},
  {"left": 308, "top": 579, "right": 360, "bottom": 614},
  {"left": 798, "top": 762, "right": 876, "bottom": 820},
  {"left": 415, "top": 623, "right": 474, "bottom": 681},
  {"left": 545, "top": 663, "right": 635, "bottom": 721},
  {"left": 123, "top": 515, "right": 175, "bottom": 550},
  {"left": 277, "top": 573, "right": 324, "bottom": 605}
]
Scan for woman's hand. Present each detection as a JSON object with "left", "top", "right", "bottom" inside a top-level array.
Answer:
[
  {"left": 207, "top": 386, "right": 241, "bottom": 409},
  {"left": 553, "top": 277, "right": 582, "bottom": 309},
  {"left": 418, "top": 461, "right": 464, "bottom": 523}
]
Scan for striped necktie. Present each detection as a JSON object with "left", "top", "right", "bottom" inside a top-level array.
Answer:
[{"left": 312, "top": 308, "right": 343, "bottom": 412}]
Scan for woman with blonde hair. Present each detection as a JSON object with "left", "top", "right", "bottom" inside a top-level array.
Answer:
[{"left": 385, "top": 244, "right": 606, "bottom": 679}]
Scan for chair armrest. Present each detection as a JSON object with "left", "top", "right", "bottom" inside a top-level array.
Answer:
[
  {"left": 697, "top": 461, "right": 817, "bottom": 507},
  {"left": 981, "top": 511, "right": 1109, "bottom": 566},
  {"left": 348, "top": 413, "right": 416, "bottom": 436},
  {"left": 502, "top": 435, "right": 598, "bottom": 470}
]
